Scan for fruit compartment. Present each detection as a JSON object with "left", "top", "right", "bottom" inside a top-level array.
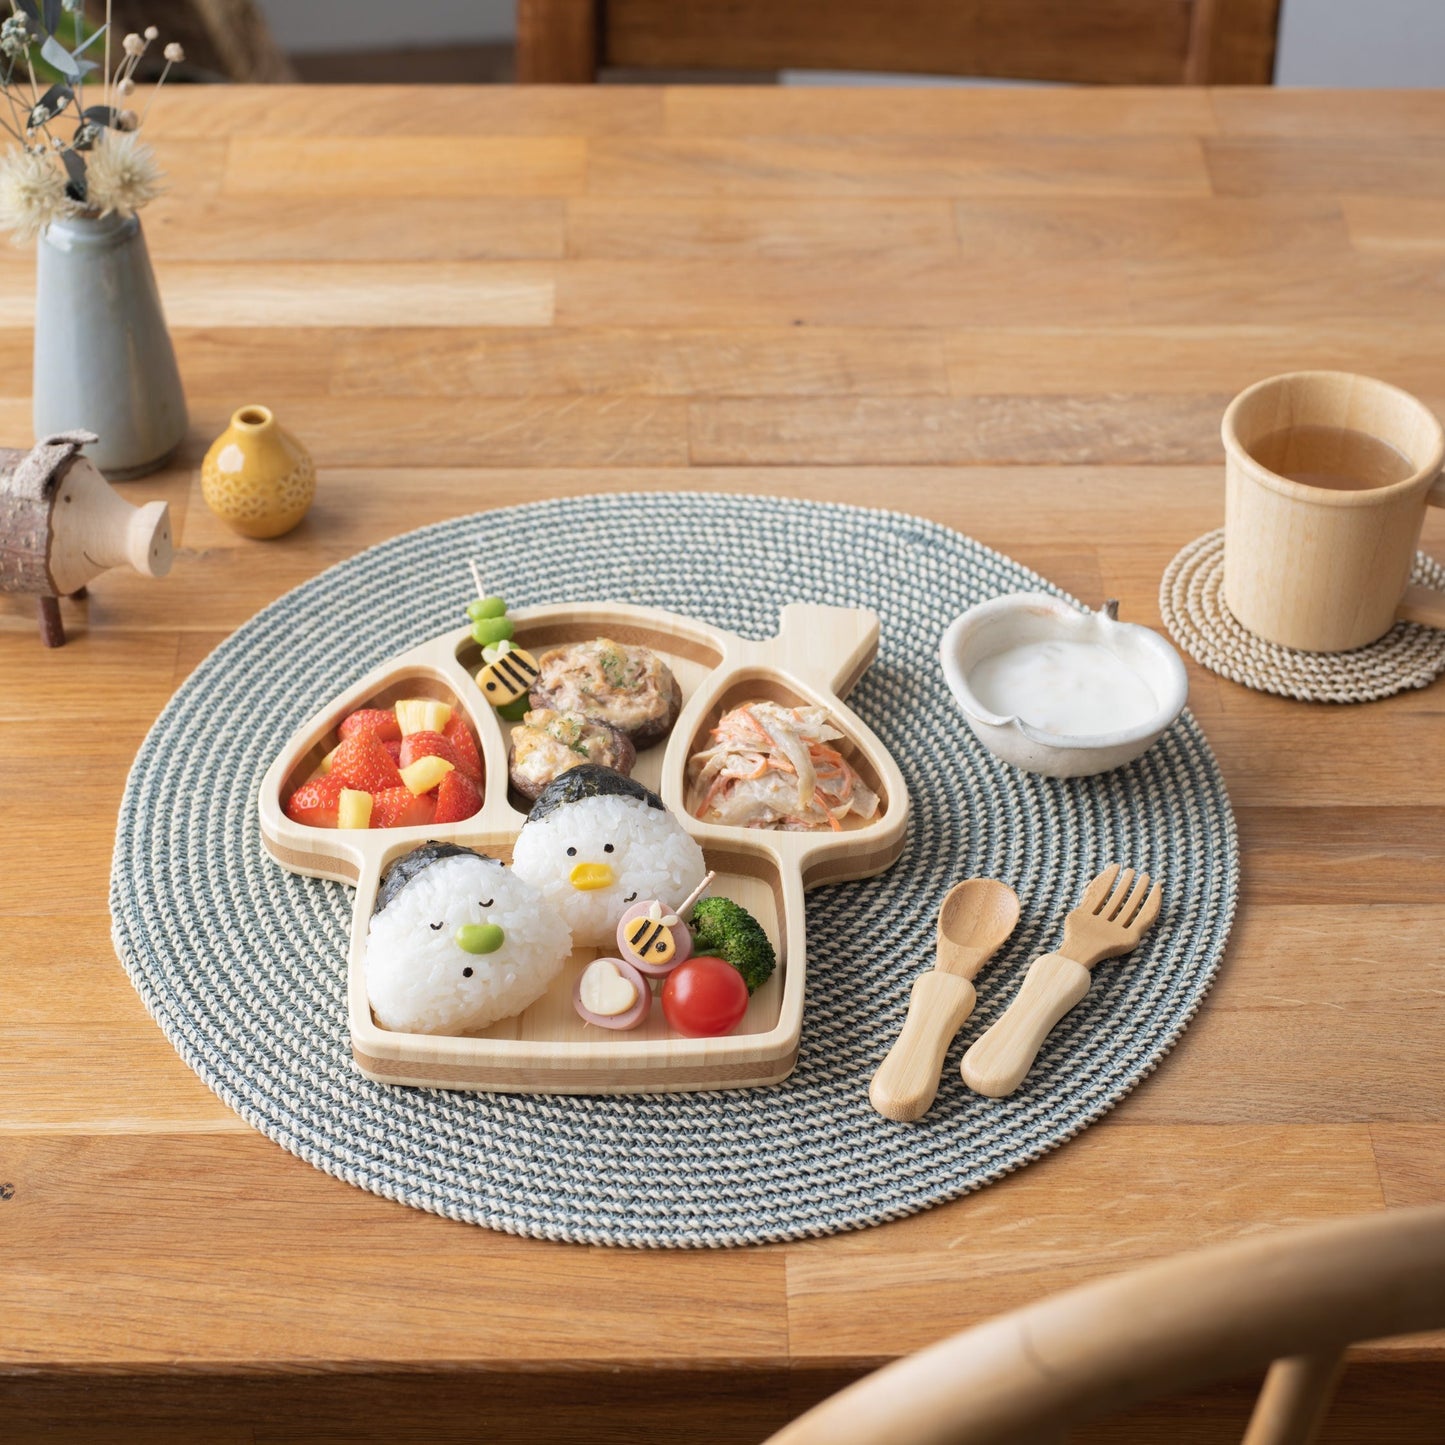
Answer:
[{"left": 275, "top": 670, "right": 477, "bottom": 802}]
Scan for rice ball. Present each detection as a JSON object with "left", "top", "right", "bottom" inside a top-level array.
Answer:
[
  {"left": 365, "top": 843, "right": 571, "bottom": 1035},
  {"left": 511, "top": 765, "right": 706, "bottom": 948}
]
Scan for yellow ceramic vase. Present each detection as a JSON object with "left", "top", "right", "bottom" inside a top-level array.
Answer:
[{"left": 201, "top": 405, "right": 315, "bottom": 540}]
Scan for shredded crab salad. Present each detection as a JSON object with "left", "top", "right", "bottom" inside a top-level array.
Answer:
[{"left": 686, "top": 701, "right": 880, "bottom": 832}]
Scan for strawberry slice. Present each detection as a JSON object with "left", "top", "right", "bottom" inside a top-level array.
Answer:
[
  {"left": 284, "top": 773, "right": 347, "bottom": 828},
  {"left": 442, "top": 715, "right": 482, "bottom": 782},
  {"left": 398, "top": 730, "right": 462, "bottom": 772},
  {"left": 338, "top": 708, "right": 402, "bottom": 743},
  {"left": 382, "top": 737, "right": 402, "bottom": 763},
  {"left": 371, "top": 786, "right": 437, "bottom": 830},
  {"left": 330, "top": 732, "right": 404, "bottom": 794},
  {"left": 433, "top": 769, "right": 482, "bottom": 824}
]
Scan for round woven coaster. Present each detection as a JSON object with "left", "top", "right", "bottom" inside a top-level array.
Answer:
[
  {"left": 1160, "top": 529, "right": 1445, "bottom": 704},
  {"left": 112, "top": 495, "right": 1237, "bottom": 1249}
]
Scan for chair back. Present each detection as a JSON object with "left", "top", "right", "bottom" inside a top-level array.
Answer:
[
  {"left": 765, "top": 1206, "right": 1445, "bottom": 1445},
  {"left": 517, "top": 0, "right": 1282, "bottom": 84}
]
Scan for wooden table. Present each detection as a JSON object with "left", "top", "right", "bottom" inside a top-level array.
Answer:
[{"left": 5, "top": 86, "right": 1444, "bottom": 1442}]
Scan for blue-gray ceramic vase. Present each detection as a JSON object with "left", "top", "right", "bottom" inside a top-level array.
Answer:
[{"left": 33, "top": 211, "right": 187, "bottom": 480}]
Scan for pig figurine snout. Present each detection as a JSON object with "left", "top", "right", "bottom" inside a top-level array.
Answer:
[
  {"left": 128, "top": 499, "right": 173, "bottom": 579},
  {"left": 46, "top": 455, "right": 174, "bottom": 595}
]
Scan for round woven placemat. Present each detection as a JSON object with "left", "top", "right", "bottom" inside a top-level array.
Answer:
[
  {"left": 112, "top": 494, "right": 1237, "bottom": 1249},
  {"left": 1160, "top": 528, "right": 1445, "bottom": 704}
]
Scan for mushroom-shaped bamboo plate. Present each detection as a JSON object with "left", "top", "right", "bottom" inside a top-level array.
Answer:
[{"left": 258, "top": 602, "right": 910, "bottom": 1094}]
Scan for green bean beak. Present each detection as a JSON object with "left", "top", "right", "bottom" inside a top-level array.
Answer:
[{"left": 456, "top": 922, "right": 505, "bottom": 955}]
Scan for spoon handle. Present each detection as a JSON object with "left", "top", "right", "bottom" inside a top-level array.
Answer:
[
  {"left": 960, "top": 952, "right": 1091, "bottom": 1098},
  {"left": 869, "top": 972, "right": 978, "bottom": 1122}
]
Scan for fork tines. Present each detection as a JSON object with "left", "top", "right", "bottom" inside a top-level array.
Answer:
[{"left": 1083, "top": 863, "right": 1162, "bottom": 932}]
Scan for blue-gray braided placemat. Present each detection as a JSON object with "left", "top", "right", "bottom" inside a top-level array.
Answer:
[{"left": 111, "top": 493, "right": 1237, "bottom": 1248}]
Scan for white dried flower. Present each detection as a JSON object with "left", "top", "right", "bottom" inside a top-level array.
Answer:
[
  {"left": 163, "top": 42, "right": 184, "bottom": 63},
  {"left": 0, "top": 147, "right": 75, "bottom": 244},
  {"left": 144, "top": 25, "right": 158, "bottom": 40},
  {"left": 0, "top": 13, "right": 32, "bottom": 58},
  {"left": 85, "top": 131, "right": 164, "bottom": 219},
  {"left": 122, "top": 32, "right": 144, "bottom": 56},
  {"left": 117, "top": 77, "right": 135, "bottom": 96},
  {"left": 115, "top": 109, "right": 138, "bottom": 132}
]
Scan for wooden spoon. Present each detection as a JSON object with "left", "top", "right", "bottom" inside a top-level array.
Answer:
[{"left": 869, "top": 878, "right": 1021, "bottom": 1122}]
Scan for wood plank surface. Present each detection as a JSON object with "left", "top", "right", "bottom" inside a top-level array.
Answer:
[{"left": 3, "top": 85, "right": 1445, "bottom": 1443}]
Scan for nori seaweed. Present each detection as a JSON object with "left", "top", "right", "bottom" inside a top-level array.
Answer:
[
  {"left": 525, "top": 764, "right": 664, "bottom": 826},
  {"left": 373, "top": 841, "right": 499, "bottom": 916}
]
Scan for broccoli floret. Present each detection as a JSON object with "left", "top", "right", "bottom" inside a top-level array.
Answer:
[{"left": 688, "top": 896, "right": 776, "bottom": 994}]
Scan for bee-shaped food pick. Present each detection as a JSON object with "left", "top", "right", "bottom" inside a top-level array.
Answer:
[
  {"left": 466, "top": 562, "right": 537, "bottom": 720},
  {"left": 615, "top": 872, "right": 716, "bottom": 979}
]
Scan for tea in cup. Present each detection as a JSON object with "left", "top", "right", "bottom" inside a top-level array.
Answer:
[{"left": 1222, "top": 371, "right": 1445, "bottom": 652}]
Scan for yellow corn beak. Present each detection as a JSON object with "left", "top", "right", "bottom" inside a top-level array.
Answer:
[{"left": 569, "top": 861, "right": 614, "bottom": 891}]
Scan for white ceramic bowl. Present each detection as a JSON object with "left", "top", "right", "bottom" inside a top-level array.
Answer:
[{"left": 940, "top": 593, "right": 1189, "bottom": 779}]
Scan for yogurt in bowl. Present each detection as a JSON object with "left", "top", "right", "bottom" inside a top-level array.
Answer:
[{"left": 940, "top": 594, "right": 1189, "bottom": 778}]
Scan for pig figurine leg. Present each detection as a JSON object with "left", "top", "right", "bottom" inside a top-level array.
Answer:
[{"left": 38, "top": 595, "right": 64, "bottom": 647}]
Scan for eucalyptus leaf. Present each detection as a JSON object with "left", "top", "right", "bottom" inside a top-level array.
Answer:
[
  {"left": 61, "top": 146, "right": 86, "bottom": 199},
  {"left": 82, "top": 104, "right": 117, "bottom": 126},
  {"left": 36, "top": 80, "right": 71, "bottom": 112},
  {"left": 42, "top": 0, "right": 60, "bottom": 35},
  {"left": 40, "top": 33, "right": 78, "bottom": 77},
  {"left": 73, "top": 22, "right": 105, "bottom": 56},
  {"left": 73, "top": 56, "right": 95, "bottom": 76}
]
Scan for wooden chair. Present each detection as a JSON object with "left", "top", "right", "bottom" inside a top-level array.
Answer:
[
  {"left": 516, "top": 0, "right": 1281, "bottom": 85},
  {"left": 763, "top": 1205, "right": 1445, "bottom": 1445}
]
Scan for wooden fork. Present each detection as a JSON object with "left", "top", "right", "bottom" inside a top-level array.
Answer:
[{"left": 960, "top": 864, "right": 1163, "bottom": 1099}]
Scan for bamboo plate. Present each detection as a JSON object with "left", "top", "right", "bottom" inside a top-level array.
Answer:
[{"left": 258, "top": 601, "right": 910, "bottom": 1094}]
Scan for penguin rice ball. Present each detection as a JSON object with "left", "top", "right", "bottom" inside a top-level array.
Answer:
[
  {"left": 365, "top": 843, "right": 572, "bottom": 1035},
  {"left": 512, "top": 765, "right": 706, "bottom": 949}
]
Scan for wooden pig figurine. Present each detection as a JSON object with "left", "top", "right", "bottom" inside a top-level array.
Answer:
[{"left": 0, "top": 430, "right": 172, "bottom": 647}]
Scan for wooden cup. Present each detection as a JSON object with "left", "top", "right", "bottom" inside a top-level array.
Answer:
[{"left": 1222, "top": 371, "right": 1445, "bottom": 652}]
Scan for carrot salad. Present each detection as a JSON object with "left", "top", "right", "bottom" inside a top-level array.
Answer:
[{"left": 686, "top": 701, "right": 880, "bottom": 832}]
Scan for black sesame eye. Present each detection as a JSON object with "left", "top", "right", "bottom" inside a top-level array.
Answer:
[
  {"left": 462, "top": 967, "right": 473, "bottom": 978},
  {"left": 429, "top": 922, "right": 443, "bottom": 931},
  {"left": 566, "top": 846, "right": 577, "bottom": 857},
  {"left": 479, "top": 899, "right": 493, "bottom": 908},
  {"left": 604, "top": 843, "right": 614, "bottom": 854}
]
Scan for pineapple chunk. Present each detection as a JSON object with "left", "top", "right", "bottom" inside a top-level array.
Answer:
[
  {"left": 395, "top": 698, "right": 453, "bottom": 736},
  {"left": 316, "top": 742, "right": 340, "bottom": 776},
  {"left": 400, "top": 756, "right": 454, "bottom": 796},
  {"left": 337, "top": 788, "right": 373, "bottom": 830}
]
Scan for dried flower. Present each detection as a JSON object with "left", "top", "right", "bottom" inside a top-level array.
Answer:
[
  {"left": 115, "top": 109, "right": 137, "bottom": 131},
  {"left": 144, "top": 26, "right": 158, "bottom": 40},
  {"left": 0, "top": 147, "right": 75, "bottom": 244},
  {"left": 122, "top": 32, "right": 144, "bottom": 56},
  {"left": 163, "top": 42, "right": 184, "bottom": 63},
  {"left": 62, "top": 0, "right": 85, "bottom": 11},
  {"left": 117, "top": 77, "right": 135, "bottom": 96},
  {"left": 1, "top": 13, "right": 31, "bottom": 58},
  {"left": 85, "top": 130, "right": 163, "bottom": 219}
]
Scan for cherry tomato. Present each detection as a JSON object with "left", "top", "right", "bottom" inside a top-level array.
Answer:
[{"left": 661, "top": 956, "right": 749, "bottom": 1037}]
